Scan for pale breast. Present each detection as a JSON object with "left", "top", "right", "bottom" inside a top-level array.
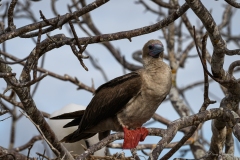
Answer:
[
  {"left": 117, "top": 62, "right": 172, "bottom": 129},
  {"left": 142, "top": 64, "right": 172, "bottom": 100},
  {"left": 117, "top": 93, "right": 154, "bottom": 129}
]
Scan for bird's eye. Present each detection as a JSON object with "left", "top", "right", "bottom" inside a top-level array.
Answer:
[{"left": 148, "top": 45, "right": 153, "bottom": 50}]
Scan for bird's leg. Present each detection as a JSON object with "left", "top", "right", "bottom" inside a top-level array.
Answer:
[{"left": 122, "top": 127, "right": 148, "bottom": 149}]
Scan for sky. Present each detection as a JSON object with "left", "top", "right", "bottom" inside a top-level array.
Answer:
[{"left": 0, "top": 0, "right": 240, "bottom": 159}]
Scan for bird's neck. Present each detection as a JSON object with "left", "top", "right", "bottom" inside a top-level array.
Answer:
[{"left": 143, "top": 58, "right": 165, "bottom": 71}]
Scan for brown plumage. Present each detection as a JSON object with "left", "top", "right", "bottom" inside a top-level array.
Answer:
[{"left": 50, "top": 39, "right": 172, "bottom": 148}]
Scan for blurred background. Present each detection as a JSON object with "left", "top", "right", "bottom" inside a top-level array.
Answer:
[{"left": 0, "top": 0, "right": 240, "bottom": 159}]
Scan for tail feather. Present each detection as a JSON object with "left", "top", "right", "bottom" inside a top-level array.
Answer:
[
  {"left": 99, "top": 130, "right": 110, "bottom": 140},
  {"left": 63, "top": 117, "right": 82, "bottom": 128},
  {"left": 50, "top": 110, "right": 85, "bottom": 119},
  {"left": 50, "top": 110, "right": 84, "bottom": 128},
  {"left": 60, "top": 130, "right": 96, "bottom": 143}
]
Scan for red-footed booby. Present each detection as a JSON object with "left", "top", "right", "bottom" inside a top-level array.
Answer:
[{"left": 51, "top": 40, "right": 172, "bottom": 149}]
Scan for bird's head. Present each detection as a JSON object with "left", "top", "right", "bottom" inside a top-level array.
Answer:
[
  {"left": 142, "top": 40, "right": 164, "bottom": 67},
  {"left": 142, "top": 39, "right": 164, "bottom": 59}
]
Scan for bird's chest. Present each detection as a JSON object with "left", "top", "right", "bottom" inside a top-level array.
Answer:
[
  {"left": 141, "top": 71, "right": 169, "bottom": 102},
  {"left": 118, "top": 74, "right": 165, "bottom": 129},
  {"left": 143, "top": 73, "right": 163, "bottom": 96},
  {"left": 117, "top": 72, "right": 169, "bottom": 129},
  {"left": 117, "top": 93, "right": 156, "bottom": 129}
]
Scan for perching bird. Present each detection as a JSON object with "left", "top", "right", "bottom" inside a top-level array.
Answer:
[
  {"left": 51, "top": 39, "right": 172, "bottom": 149},
  {"left": 48, "top": 104, "right": 105, "bottom": 156}
]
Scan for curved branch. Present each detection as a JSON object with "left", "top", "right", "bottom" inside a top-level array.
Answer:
[
  {"left": 0, "top": 55, "right": 29, "bottom": 64},
  {"left": 0, "top": 0, "right": 109, "bottom": 42},
  {"left": 0, "top": 146, "right": 34, "bottom": 160},
  {"left": 0, "top": 57, "right": 74, "bottom": 160},
  {"left": 18, "top": 2, "right": 190, "bottom": 81},
  {"left": 8, "top": 72, "right": 48, "bottom": 87},
  {"left": 132, "top": 50, "right": 143, "bottom": 64},
  {"left": 77, "top": 128, "right": 166, "bottom": 160},
  {"left": 0, "top": 50, "right": 95, "bottom": 93},
  {"left": 84, "top": 50, "right": 109, "bottom": 82},
  {"left": 0, "top": 73, "right": 16, "bottom": 77},
  {"left": 225, "top": 0, "right": 240, "bottom": 8},
  {"left": 228, "top": 60, "right": 240, "bottom": 76},
  {"left": 152, "top": 0, "right": 178, "bottom": 9},
  {"left": 6, "top": 0, "right": 17, "bottom": 31},
  {"left": 45, "top": 3, "right": 190, "bottom": 52},
  {"left": 76, "top": 108, "right": 238, "bottom": 160},
  {"left": 150, "top": 108, "right": 228, "bottom": 159},
  {"left": 186, "top": 0, "right": 226, "bottom": 79},
  {"left": 233, "top": 124, "right": 240, "bottom": 142},
  {"left": 13, "top": 135, "right": 43, "bottom": 152}
]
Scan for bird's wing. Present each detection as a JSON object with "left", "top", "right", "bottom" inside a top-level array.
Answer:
[{"left": 78, "top": 71, "right": 142, "bottom": 132}]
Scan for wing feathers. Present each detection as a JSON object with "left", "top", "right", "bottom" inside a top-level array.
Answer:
[
  {"left": 78, "top": 72, "right": 142, "bottom": 133},
  {"left": 60, "top": 131, "right": 96, "bottom": 143},
  {"left": 95, "top": 72, "right": 141, "bottom": 94}
]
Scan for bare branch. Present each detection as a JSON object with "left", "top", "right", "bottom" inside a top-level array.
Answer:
[
  {"left": 150, "top": 108, "right": 238, "bottom": 159},
  {"left": 77, "top": 128, "right": 166, "bottom": 160},
  {"left": 0, "top": 146, "right": 35, "bottom": 160},
  {"left": 1, "top": 0, "right": 109, "bottom": 41},
  {"left": 39, "top": 10, "right": 59, "bottom": 27},
  {"left": 152, "top": 0, "right": 178, "bottom": 9},
  {"left": 0, "top": 72, "right": 16, "bottom": 77},
  {"left": 13, "top": 135, "right": 43, "bottom": 152},
  {"left": 0, "top": 55, "right": 29, "bottom": 64},
  {"left": 84, "top": 50, "right": 108, "bottom": 82},
  {"left": 6, "top": 0, "right": 17, "bottom": 31},
  {"left": 20, "top": 110, "right": 60, "bottom": 158},
  {"left": 186, "top": 0, "right": 226, "bottom": 79},
  {"left": 225, "top": 0, "right": 240, "bottom": 8},
  {"left": 0, "top": 57, "right": 74, "bottom": 159},
  {"left": 228, "top": 60, "right": 240, "bottom": 77},
  {"left": 1, "top": 50, "right": 95, "bottom": 92},
  {"left": 8, "top": 72, "right": 48, "bottom": 88}
]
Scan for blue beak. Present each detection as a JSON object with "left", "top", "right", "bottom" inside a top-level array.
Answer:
[{"left": 148, "top": 44, "right": 164, "bottom": 58}]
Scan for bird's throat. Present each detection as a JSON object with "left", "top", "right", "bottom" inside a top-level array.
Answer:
[{"left": 122, "top": 127, "right": 148, "bottom": 149}]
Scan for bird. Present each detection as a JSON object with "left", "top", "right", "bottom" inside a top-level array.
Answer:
[
  {"left": 48, "top": 104, "right": 105, "bottom": 156},
  {"left": 50, "top": 39, "right": 172, "bottom": 149}
]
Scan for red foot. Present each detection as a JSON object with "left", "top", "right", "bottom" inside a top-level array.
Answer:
[
  {"left": 122, "top": 127, "right": 148, "bottom": 149},
  {"left": 138, "top": 127, "right": 148, "bottom": 141}
]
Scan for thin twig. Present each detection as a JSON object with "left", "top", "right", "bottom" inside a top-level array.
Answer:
[
  {"left": 6, "top": 0, "right": 17, "bottom": 31},
  {"left": 0, "top": 153, "right": 16, "bottom": 160},
  {"left": 39, "top": 10, "right": 59, "bottom": 27},
  {"left": 193, "top": 26, "right": 221, "bottom": 83},
  {"left": 27, "top": 145, "right": 33, "bottom": 160},
  {"left": 14, "top": 135, "right": 43, "bottom": 152},
  {"left": 225, "top": 0, "right": 240, "bottom": 8},
  {"left": 19, "top": 110, "right": 61, "bottom": 158},
  {"left": 8, "top": 72, "right": 48, "bottom": 87},
  {"left": 0, "top": 55, "right": 29, "bottom": 64},
  {"left": 1, "top": 50, "right": 95, "bottom": 92},
  {"left": 0, "top": 116, "right": 11, "bottom": 121},
  {"left": 0, "top": 72, "right": 16, "bottom": 77}
]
